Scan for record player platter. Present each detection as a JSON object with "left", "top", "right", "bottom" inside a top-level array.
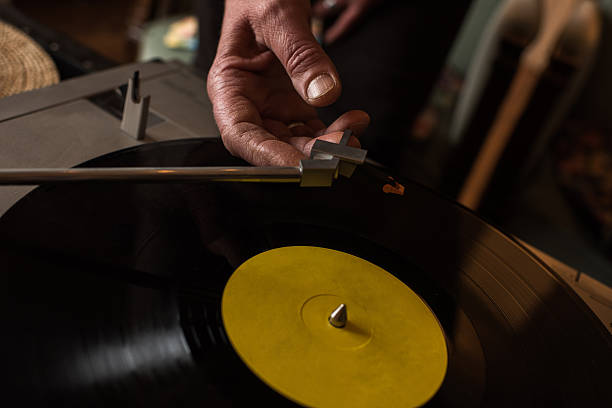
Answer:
[{"left": 0, "top": 138, "right": 610, "bottom": 407}]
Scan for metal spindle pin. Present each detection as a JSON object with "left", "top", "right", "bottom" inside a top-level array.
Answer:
[{"left": 328, "top": 304, "right": 347, "bottom": 328}]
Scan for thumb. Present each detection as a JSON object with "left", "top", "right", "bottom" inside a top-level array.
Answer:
[{"left": 263, "top": 7, "right": 341, "bottom": 107}]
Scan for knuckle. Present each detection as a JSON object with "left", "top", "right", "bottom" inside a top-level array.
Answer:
[
  {"left": 219, "top": 122, "right": 246, "bottom": 158},
  {"left": 219, "top": 131, "right": 234, "bottom": 153},
  {"left": 208, "top": 56, "right": 234, "bottom": 82},
  {"left": 284, "top": 39, "right": 322, "bottom": 77},
  {"left": 238, "top": 125, "right": 263, "bottom": 164},
  {"left": 220, "top": 121, "right": 261, "bottom": 164},
  {"left": 206, "top": 58, "right": 241, "bottom": 100}
]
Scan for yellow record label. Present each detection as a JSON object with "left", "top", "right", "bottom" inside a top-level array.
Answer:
[{"left": 222, "top": 246, "right": 447, "bottom": 407}]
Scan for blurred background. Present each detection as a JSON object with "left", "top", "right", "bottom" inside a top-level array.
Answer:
[
  {"left": 1, "top": 0, "right": 612, "bottom": 289},
  {"left": 0, "top": 0, "right": 197, "bottom": 76}
]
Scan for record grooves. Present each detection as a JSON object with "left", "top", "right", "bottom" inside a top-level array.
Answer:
[{"left": 0, "top": 138, "right": 610, "bottom": 407}]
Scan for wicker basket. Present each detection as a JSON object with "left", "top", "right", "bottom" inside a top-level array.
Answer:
[{"left": 0, "top": 20, "right": 59, "bottom": 98}]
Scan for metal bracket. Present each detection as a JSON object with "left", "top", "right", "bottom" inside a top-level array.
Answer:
[
  {"left": 120, "top": 71, "right": 150, "bottom": 140},
  {"left": 299, "top": 129, "right": 367, "bottom": 187}
]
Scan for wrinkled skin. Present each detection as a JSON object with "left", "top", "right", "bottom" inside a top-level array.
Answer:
[{"left": 207, "top": 0, "right": 370, "bottom": 166}]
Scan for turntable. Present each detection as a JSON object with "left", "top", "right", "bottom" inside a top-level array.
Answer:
[{"left": 0, "top": 61, "right": 611, "bottom": 407}]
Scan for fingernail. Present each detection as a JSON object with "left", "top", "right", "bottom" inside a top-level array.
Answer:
[{"left": 307, "top": 73, "right": 335, "bottom": 100}]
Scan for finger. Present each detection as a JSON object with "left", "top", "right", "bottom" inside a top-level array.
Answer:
[
  {"left": 316, "top": 131, "right": 361, "bottom": 148},
  {"left": 285, "top": 135, "right": 313, "bottom": 153},
  {"left": 301, "top": 131, "right": 361, "bottom": 157},
  {"left": 325, "top": 4, "right": 364, "bottom": 44},
  {"left": 226, "top": 121, "right": 308, "bottom": 166},
  {"left": 314, "top": 110, "right": 370, "bottom": 137},
  {"left": 312, "top": 0, "right": 346, "bottom": 19},
  {"left": 263, "top": 118, "right": 292, "bottom": 140},
  {"left": 306, "top": 118, "right": 326, "bottom": 133},
  {"left": 288, "top": 122, "right": 315, "bottom": 138},
  {"left": 288, "top": 130, "right": 341, "bottom": 154},
  {"left": 262, "top": 5, "right": 341, "bottom": 107}
]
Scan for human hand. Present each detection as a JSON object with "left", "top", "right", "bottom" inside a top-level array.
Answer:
[
  {"left": 312, "top": 0, "right": 384, "bottom": 44},
  {"left": 207, "top": 0, "right": 369, "bottom": 167}
]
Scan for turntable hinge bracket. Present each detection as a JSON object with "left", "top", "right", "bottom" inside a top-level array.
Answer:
[
  {"left": 299, "top": 130, "right": 367, "bottom": 187},
  {"left": 121, "top": 71, "right": 150, "bottom": 141}
]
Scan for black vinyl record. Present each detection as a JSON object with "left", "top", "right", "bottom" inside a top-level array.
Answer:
[{"left": 0, "top": 138, "right": 610, "bottom": 407}]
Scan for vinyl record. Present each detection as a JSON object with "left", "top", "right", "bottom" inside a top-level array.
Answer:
[{"left": 0, "top": 138, "right": 610, "bottom": 407}]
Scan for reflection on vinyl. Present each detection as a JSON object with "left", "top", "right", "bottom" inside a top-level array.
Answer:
[{"left": 0, "top": 139, "right": 610, "bottom": 407}]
